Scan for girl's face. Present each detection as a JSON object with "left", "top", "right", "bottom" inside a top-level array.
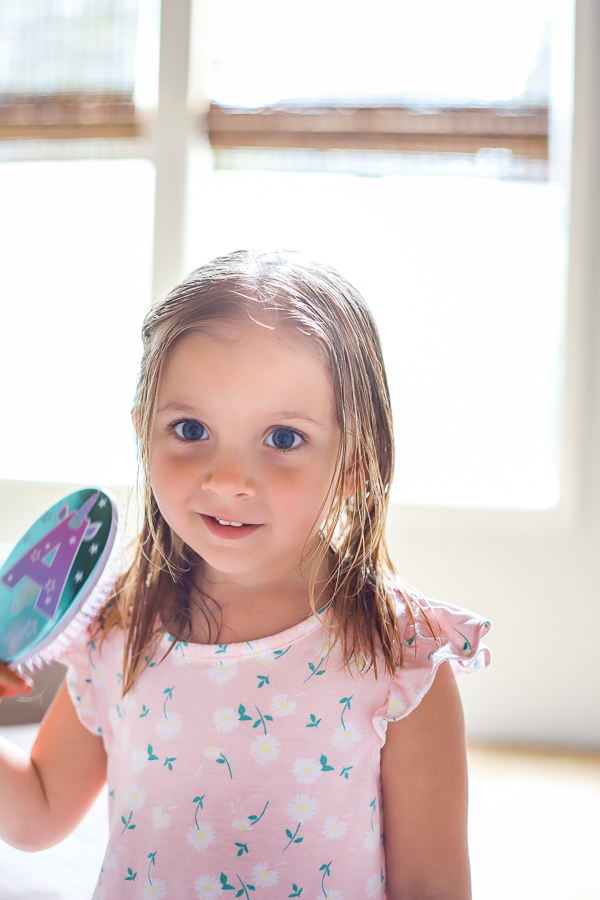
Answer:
[{"left": 149, "top": 321, "right": 342, "bottom": 594}]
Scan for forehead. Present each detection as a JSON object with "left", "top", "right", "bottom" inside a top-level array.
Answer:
[{"left": 156, "top": 320, "right": 336, "bottom": 423}]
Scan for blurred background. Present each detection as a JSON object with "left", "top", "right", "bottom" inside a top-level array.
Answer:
[{"left": 0, "top": 1, "right": 599, "bottom": 897}]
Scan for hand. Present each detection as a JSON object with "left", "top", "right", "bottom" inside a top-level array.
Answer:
[{"left": 0, "top": 662, "right": 34, "bottom": 702}]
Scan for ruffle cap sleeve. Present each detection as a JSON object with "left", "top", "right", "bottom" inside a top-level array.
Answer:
[
  {"left": 384, "top": 595, "right": 491, "bottom": 724},
  {"left": 62, "top": 626, "right": 103, "bottom": 737}
]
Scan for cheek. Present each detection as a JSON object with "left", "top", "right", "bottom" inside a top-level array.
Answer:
[{"left": 149, "top": 449, "right": 191, "bottom": 506}]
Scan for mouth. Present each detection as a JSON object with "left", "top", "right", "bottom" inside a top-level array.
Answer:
[{"left": 200, "top": 514, "right": 263, "bottom": 540}]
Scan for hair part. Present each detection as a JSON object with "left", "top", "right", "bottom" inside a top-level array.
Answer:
[{"left": 96, "top": 249, "right": 437, "bottom": 694}]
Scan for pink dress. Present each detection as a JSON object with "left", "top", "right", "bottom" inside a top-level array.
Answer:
[{"left": 64, "top": 594, "right": 490, "bottom": 899}]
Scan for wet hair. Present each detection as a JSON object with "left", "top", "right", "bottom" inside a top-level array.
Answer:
[{"left": 98, "top": 249, "right": 428, "bottom": 694}]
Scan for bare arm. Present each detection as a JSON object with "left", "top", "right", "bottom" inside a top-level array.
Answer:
[
  {"left": 381, "top": 661, "right": 471, "bottom": 900},
  {"left": 0, "top": 665, "right": 107, "bottom": 851}
]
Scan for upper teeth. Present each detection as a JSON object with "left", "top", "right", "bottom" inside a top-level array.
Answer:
[{"left": 216, "top": 518, "right": 244, "bottom": 527}]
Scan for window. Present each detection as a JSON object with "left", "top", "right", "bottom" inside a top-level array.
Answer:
[{"left": 0, "top": 0, "right": 572, "bottom": 509}]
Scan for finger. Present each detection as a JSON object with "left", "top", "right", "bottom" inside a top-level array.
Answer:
[{"left": 0, "top": 665, "right": 34, "bottom": 698}]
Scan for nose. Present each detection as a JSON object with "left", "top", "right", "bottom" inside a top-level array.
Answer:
[{"left": 200, "top": 450, "right": 257, "bottom": 499}]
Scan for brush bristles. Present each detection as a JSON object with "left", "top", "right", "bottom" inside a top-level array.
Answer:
[{"left": 19, "top": 539, "right": 127, "bottom": 673}]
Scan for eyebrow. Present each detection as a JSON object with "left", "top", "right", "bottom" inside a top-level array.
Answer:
[{"left": 155, "top": 402, "right": 324, "bottom": 429}]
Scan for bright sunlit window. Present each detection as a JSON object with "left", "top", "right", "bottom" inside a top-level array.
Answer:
[{"left": 0, "top": 0, "right": 571, "bottom": 510}]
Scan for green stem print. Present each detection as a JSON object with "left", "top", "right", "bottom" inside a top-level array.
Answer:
[
  {"left": 252, "top": 706, "right": 273, "bottom": 735},
  {"left": 163, "top": 756, "right": 176, "bottom": 771},
  {"left": 139, "top": 705, "right": 149, "bottom": 718},
  {"left": 370, "top": 798, "right": 376, "bottom": 832},
  {"left": 319, "top": 862, "right": 332, "bottom": 898},
  {"left": 339, "top": 695, "right": 353, "bottom": 729},
  {"left": 215, "top": 644, "right": 228, "bottom": 654},
  {"left": 455, "top": 629, "right": 472, "bottom": 652},
  {"left": 163, "top": 687, "right": 174, "bottom": 719},
  {"left": 147, "top": 744, "right": 158, "bottom": 761},
  {"left": 248, "top": 800, "right": 269, "bottom": 826},
  {"left": 288, "top": 885, "right": 303, "bottom": 898},
  {"left": 339, "top": 766, "right": 353, "bottom": 779},
  {"left": 174, "top": 640, "right": 188, "bottom": 659},
  {"left": 235, "top": 842, "right": 249, "bottom": 857},
  {"left": 306, "top": 714, "right": 321, "bottom": 728},
  {"left": 273, "top": 645, "right": 291, "bottom": 660},
  {"left": 283, "top": 822, "right": 304, "bottom": 852},
  {"left": 235, "top": 875, "right": 256, "bottom": 898},
  {"left": 119, "top": 810, "right": 136, "bottom": 836},
  {"left": 193, "top": 795, "right": 205, "bottom": 829},
  {"left": 406, "top": 631, "right": 426, "bottom": 648},
  {"left": 124, "top": 868, "right": 137, "bottom": 882},
  {"left": 147, "top": 851, "right": 156, "bottom": 885},
  {"left": 217, "top": 753, "right": 233, "bottom": 778},
  {"left": 256, "top": 674, "right": 270, "bottom": 688},
  {"left": 303, "top": 657, "right": 326, "bottom": 683}
]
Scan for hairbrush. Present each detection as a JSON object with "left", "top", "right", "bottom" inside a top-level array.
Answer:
[{"left": 0, "top": 488, "right": 121, "bottom": 671}]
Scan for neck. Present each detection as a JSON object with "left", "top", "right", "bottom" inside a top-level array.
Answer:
[{"left": 187, "top": 552, "right": 333, "bottom": 645}]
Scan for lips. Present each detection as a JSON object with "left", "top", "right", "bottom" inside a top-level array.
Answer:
[{"left": 200, "top": 514, "right": 263, "bottom": 540}]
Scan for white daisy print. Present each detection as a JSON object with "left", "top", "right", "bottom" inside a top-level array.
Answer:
[
  {"left": 364, "top": 830, "right": 379, "bottom": 852},
  {"left": 102, "top": 849, "right": 118, "bottom": 870},
  {"left": 152, "top": 805, "right": 172, "bottom": 830},
  {"left": 270, "top": 693, "right": 297, "bottom": 717},
  {"left": 207, "top": 660, "right": 239, "bottom": 684},
  {"left": 213, "top": 707, "right": 239, "bottom": 734},
  {"left": 156, "top": 710, "right": 182, "bottom": 739},
  {"left": 195, "top": 876, "right": 223, "bottom": 898},
  {"left": 287, "top": 793, "right": 318, "bottom": 823},
  {"left": 386, "top": 693, "right": 407, "bottom": 720},
  {"left": 293, "top": 757, "right": 321, "bottom": 784},
  {"left": 143, "top": 879, "right": 167, "bottom": 899},
  {"left": 187, "top": 822, "right": 216, "bottom": 851},
  {"left": 231, "top": 817, "right": 252, "bottom": 832},
  {"left": 124, "top": 783, "right": 146, "bottom": 812},
  {"left": 251, "top": 649, "right": 273, "bottom": 667},
  {"left": 331, "top": 721, "right": 362, "bottom": 750},
  {"left": 322, "top": 815, "right": 347, "bottom": 840},
  {"left": 203, "top": 745, "right": 222, "bottom": 760},
  {"left": 90, "top": 663, "right": 107, "bottom": 687},
  {"left": 252, "top": 863, "right": 279, "bottom": 887},
  {"left": 366, "top": 874, "right": 384, "bottom": 898},
  {"left": 250, "top": 735, "right": 281, "bottom": 765},
  {"left": 130, "top": 747, "right": 149, "bottom": 773},
  {"left": 79, "top": 695, "right": 95, "bottom": 716},
  {"left": 313, "top": 633, "right": 338, "bottom": 655},
  {"left": 121, "top": 689, "right": 137, "bottom": 711}
]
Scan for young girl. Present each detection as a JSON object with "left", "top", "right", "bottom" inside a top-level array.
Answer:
[{"left": 0, "top": 249, "right": 490, "bottom": 899}]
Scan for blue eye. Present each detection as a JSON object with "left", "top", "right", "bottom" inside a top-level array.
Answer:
[
  {"left": 173, "top": 420, "right": 207, "bottom": 442},
  {"left": 266, "top": 427, "right": 304, "bottom": 451}
]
